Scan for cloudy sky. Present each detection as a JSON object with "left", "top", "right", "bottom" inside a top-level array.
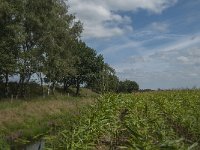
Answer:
[{"left": 68, "top": 0, "right": 200, "bottom": 89}]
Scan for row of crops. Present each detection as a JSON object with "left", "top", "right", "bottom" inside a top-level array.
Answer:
[{"left": 45, "top": 90, "right": 200, "bottom": 149}]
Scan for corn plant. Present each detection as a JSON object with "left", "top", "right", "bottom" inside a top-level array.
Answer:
[{"left": 45, "top": 90, "right": 200, "bottom": 150}]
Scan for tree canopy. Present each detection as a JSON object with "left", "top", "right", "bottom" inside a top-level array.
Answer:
[{"left": 0, "top": 0, "right": 139, "bottom": 98}]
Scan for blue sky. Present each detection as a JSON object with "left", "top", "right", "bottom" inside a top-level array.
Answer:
[{"left": 68, "top": 0, "right": 200, "bottom": 89}]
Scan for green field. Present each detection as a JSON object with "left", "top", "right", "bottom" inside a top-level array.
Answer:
[
  {"left": 0, "top": 90, "right": 199, "bottom": 149},
  {"left": 44, "top": 90, "right": 200, "bottom": 149}
]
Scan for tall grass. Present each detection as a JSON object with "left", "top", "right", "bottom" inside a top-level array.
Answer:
[{"left": 0, "top": 95, "right": 95, "bottom": 149}]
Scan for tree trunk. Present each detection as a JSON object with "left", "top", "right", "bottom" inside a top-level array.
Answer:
[
  {"left": 16, "top": 76, "right": 22, "bottom": 98},
  {"left": 41, "top": 76, "right": 45, "bottom": 98},
  {"left": 47, "top": 82, "right": 51, "bottom": 96},
  {"left": 52, "top": 81, "right": 56, "bottom": 95},
  {"left": 24, "top": 74, "right": 31, "bottom": 99},
  {"left": 75, "top": 79, "right": 80, "bottom": 96},
  {"left": 38, "top": 73, "right": 45, "bottom": 98},
  {"left": 17, "top": 74, "right": 25, "bottom": 98},
  {"left": 5, "top": 72, "right": 9, "bottom": 98},
  {"left": 21, "top": 78, "right": 25, "bottom": 98},
  {"left": 63, "top": 80, "right": 71, "bottom": 93},
  {"left": 63, "top": 80, "right": 67, "bottom": 92}
]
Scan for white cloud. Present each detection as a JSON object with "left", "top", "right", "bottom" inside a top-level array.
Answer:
[
  {"left": 100, "top": 40, "right": 142, "bottom": 55},
  {"left": 67, "top": 0, "right": 200, "bottom": 89},
  {"left": 157, "top": 35, "right": 200, "bottom": 52},
  {"left": 68, "top": 0, "right": 177, "bottom": 38},
  {"left": 148, "top": 22, "right": 169, "bottom": 32},
  {"left": 177, "top": 56, "right": 189, "bottom": 63},
  {"left": 112, "top": 34, "right": 200, "bottom": 89}
]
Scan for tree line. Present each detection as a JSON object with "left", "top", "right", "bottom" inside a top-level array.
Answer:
[{"left": 0, "top": 0, "right": 139, "bottom": 98}]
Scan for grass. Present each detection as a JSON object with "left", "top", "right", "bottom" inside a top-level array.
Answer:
[{"left": 0, "top": 92, "right": 97, "bottom": 149}]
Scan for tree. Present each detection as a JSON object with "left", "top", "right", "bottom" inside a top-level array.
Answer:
[
  {"left": 118, "top": 80, "right": 139, "bottom": 93},
  {"left": 101, "top": 64, "right": 119, "bottom": 93},
  {"left": 86, "top": 54, "right": 104, "bottom": 93},
  {"left": 69, "top": 41, "right": 101, "bottom": 95},
  {"left": 87, "top": 63, "right": 119, "bottom": 93},
  {"left": 39, "top": 0, "right": 82, "bottom": 95},
  {"left": 0, "top": 0, "right": 83, "bottom": 97},
  {"left": 0, "top": 0, "right": 121, "bottom": 98},
  {"left": 0, "top": 0, "right": 24, "bottom": 97}
]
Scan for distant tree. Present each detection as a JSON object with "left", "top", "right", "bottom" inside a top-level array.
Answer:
[
  {"left": 87, "top": 63, "right": 119, "bottom": 93},
  {"left": 85, "top": 54, "right": 104, "bottom": 93},
  {"left": 118, "top": 80, "right": 139, "bottom": 93},
  {"left": 101, "top": 64, "right": 119, "bottom": 93}
]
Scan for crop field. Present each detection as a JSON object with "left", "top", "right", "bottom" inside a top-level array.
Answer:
[{"left": 45, "top": 90, "right": 200, "bottom": 149}]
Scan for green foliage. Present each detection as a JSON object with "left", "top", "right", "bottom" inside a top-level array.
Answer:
[
  {"left": 118, "top": 80, "right": 139, "bottom": 93},
  {"left": 66, "top": 40, "right": 104, "bottom": 95},
  {"left": 101, "top": 63, "right": 119, "bottom": 93},
  {"left": 45, "top": 90, "right": 200, "bottom": 149},
  {"left": 0, "top": 0, "right": 116, "bottom": 98},
  {"left": 0, "top": 135, "right": 10, "bottom": 150},
  {"left": 87, "top": 63, "right": 119, "bottom": 93}
]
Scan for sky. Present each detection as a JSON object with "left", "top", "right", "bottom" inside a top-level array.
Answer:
[{"left": 68, "top": 0, "right": 200, "bottom": 89}]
